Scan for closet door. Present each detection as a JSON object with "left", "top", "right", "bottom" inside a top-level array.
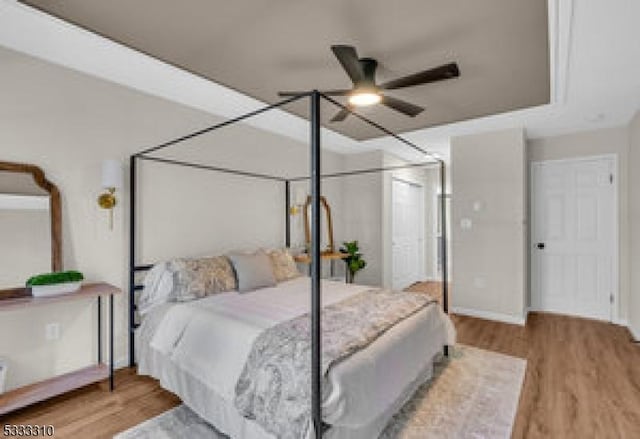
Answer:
[{"left": 392, "top": 178, "right": 425, "bottom": 290}]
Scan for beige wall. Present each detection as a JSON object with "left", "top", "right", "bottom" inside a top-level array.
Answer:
[
  {"left": 451, "top": 128, "right": 527, "bottom": 323},
  {"left": 342, "top": 151, "right": 385, "bottom": 286},
  {"left": 2, "top": 47, "right": 448, "bottom": 392},
  {"left": 628, "top": 112, "right": 640, "bottom": 339},
  {"left": 136, "top": 146, "right": 345, "bottom": 264},
  {"left": 340, "top": 151, "right": 439, "bottom": 288},
  {"left": 528, "top": 126, "right": 630, "bottom": 322},
  {"left": 0, "top": 48, "right": 345, "bottom": 391},
  {"left": 453, "top": 125, "right": 632, "bottom": 326},
  {"left": 0, "top": 47, "right": 215, "bottom": 390}
]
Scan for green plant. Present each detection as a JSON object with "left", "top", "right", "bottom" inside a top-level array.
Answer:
[
  {"left": 339, "top": 241, "right": 366, "bottom": 283},
  {"left": 26, "top": 271, "right": 84, "bottom": 287}
]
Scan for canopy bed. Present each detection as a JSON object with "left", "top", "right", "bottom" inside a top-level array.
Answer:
[{"left": 129, "top": 91, "right": 451, "bottom": 438}]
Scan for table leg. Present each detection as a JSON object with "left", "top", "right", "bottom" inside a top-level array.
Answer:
[
  {"left": 97, "top": 296, "right": 102, "bottom": 364},
  {"left": 109, "top": 293, "right": 114, "bottom": 391}
]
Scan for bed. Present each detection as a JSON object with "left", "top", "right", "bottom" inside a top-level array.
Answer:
[
  {"left": 136, "top": 276, "right": 455, "bottom": 438},
  {"left": 129, "top": 91, "right": 451, "bottom": 438}
]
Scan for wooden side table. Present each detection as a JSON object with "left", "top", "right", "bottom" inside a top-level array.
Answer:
[
  {"left": 294, "top": 252, "right": 348, "bottom": 280},
  {"left": 0, "top": 282, "right": 121, "bottom": 415}
]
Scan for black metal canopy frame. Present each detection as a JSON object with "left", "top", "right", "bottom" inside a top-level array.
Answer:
[{"left": 128, "top": 91, "right": 449, "bottom": 438}]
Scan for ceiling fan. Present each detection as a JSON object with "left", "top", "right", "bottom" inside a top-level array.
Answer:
[{"left": 278, "top": 45, "right": 460, "bottom": 122}]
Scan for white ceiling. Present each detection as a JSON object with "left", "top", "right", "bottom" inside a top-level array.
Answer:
[{"left": 0, "top": 0, "right": 638, "bottom": 161}]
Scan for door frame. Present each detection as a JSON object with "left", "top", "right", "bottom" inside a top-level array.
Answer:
[
  {"left": 437, "top": 193, "right": 451, "bottom": 281},
  {"left": 530, "top": 154, "right": 618, "bottom": 322},
  {"left": 391, "top": 176, "right": 426, "bottom": 290}
]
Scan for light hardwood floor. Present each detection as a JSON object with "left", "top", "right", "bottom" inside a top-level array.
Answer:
[{"left": 1, "top": 313, "right": 639, "bottom": 438}]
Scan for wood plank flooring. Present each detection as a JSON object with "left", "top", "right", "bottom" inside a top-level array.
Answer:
[
  {"left": 454, "top": 313, "right": 640, "bottom": 439},
  {"left": 1, "top": 312, "right": 639, "bottom": 438}
]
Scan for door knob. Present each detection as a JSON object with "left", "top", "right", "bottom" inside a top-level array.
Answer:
[{"left": 537, "top": 243, "right": 545, "bottom": 250}]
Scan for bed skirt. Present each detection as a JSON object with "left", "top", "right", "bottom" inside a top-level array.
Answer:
[
  {"left": 136, "top": 304, "right": 453, "bottom": 439},
  {"left": 137, "top": 337, "right": 441, "bottom": 439}
]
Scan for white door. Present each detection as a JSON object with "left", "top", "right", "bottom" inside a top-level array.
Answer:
[
  {"left": 531, "top": 156, "right": 616, "bottom": 321},
  {"left": 392, "top": 178, "right": 425, "bottom": 290}
]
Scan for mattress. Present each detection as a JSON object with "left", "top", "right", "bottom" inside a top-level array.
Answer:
[{"left": 136, "top": 277, "right": 455, "bottom": 438}]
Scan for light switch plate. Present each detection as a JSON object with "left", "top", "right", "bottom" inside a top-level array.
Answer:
[{"left": 45, "top": 323, "right": 60, "bottom": 341}]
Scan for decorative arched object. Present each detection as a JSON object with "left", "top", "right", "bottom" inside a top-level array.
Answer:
[
  {"left": 0, "top": 161, "right": 62, "bottom": 272},
  {"left": 302, "top": 195, "right": 335, "bottom": 254}
]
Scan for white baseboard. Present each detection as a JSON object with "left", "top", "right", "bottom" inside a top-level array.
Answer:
[
  {"left": 452, "top": 307, "right": 526, "bottom": 326},
  {"left": 114, "top": 357, "right": 129, "bottom": 370},
  {"left": 613, "top": 318, "right": 628, "bottom": 327},
  {"left": 421, "top": 277, "right": 441, "bottom": 282},
  {"left": 629, "top": 324, "right": 640, "bottom": 342},
  {"left": 612, "top": 318, "right": 639, "bottom": 341}
]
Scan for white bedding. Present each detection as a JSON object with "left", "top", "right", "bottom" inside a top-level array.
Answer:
[{"left": 137, "top": 277, "right": 455, "bottom": 438}]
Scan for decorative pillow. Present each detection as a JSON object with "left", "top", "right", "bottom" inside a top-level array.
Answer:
[
  {"left": 227, "top": 250, "right": 277, "bottom": 293},
  {"left": 139, "top": 256, "right": 237, "bottom": 313},
  {"left": 268, "top": 248, "right": 300, "bottom": 282},
  {"left": 167, "top": 256, "right": 237, "bottom": 301},
  {"left": 139, "top": 262, "right": 174, "bottom": 315}
]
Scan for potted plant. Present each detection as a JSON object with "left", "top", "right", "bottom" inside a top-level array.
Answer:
[
  {"left": 340, "top": 241, "right": 366, "bottom": 283},
  {"left": 26, "top": 271, "right": 84, "bottom": 297}
]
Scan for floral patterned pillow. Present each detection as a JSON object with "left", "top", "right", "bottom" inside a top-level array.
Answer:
[
  {"left": 268, "top": 248, "right": 300, "bottom": 282},
  {"left": 168, "top": 256, "right": 237, "bottom": 301}
]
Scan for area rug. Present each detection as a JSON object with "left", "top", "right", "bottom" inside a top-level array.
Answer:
[{"left": 114, "top": 345, "right": 526, "bottom": 439}]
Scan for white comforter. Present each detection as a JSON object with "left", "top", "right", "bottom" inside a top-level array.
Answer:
[{"left": 138, "top": 277, "right": 455, "bottom": 437}]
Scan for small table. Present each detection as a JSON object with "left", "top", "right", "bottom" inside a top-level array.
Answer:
[
  {"left": 0, "top": 282, "right": 121, "bottom": 415},
  {"left": 294, "top": 252, "right": 348, "bottom": 280}
]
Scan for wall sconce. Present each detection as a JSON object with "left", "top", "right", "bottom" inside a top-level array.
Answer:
[
  {"left": 289, "top": 188, "right": 308, "bottom": 215},
  {"left": 98, "top": 159, "right": 123, "bottom": 230}
]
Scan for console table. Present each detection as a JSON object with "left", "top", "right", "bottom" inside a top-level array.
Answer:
[
  {"left": 0, "top": 282, "right": 121, "bottom": 415},
  {"left": 294, "top": 251, "right": 348, "bottom": 280}
]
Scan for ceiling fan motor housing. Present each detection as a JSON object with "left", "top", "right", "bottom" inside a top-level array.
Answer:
[{"left": 358, "top": 58, "right": 378, "bottom": 88}]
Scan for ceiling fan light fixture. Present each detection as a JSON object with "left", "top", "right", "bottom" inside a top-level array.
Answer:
[
  {"left": 278, "top": 45, "right": 458, "bottom": 121},
  {"left": 348, "top": 90, "right": 381, "bottom": 107}
]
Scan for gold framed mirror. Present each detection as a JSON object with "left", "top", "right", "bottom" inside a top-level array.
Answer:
[
  {"left": 0, "top": 161, "right": 61, "bottom": 291},
  {"left": 302, "top": 195, "right": 335, "bottom": 254}
]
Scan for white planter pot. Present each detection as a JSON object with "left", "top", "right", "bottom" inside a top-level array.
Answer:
[{"left": 31, "top": 281, "right": 82, "bottom": 297}]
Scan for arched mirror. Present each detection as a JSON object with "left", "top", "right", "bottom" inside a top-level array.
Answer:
[
  {"left": 0, "top": 161, "right": 61, "bottom": 292},
  {"left": 302, "top": 195, "right": 335, "bottom": 254}
]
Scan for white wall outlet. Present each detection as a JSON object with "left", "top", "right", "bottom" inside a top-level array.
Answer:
[
  {"left": 0, "top": 356, "right": 7, "bottom": 393},
  {"left": 45, "top": 323, "right": 60, "bottom": 341},
  {"left": 473, "top": 201, "right": 483, "bottom": 212},
  {"left": 460, "top": 218, "right": 473, "bottom": 230}
]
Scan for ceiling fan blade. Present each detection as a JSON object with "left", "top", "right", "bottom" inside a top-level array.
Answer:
[
  {"left": 330, "top": 107, "right": 352, "bottom": 122},
  {"left": 320, "top": 89, "right": 352, "bottom": 96},
  {"left": 380, "top": 62, "right": 460, "bottom": 90},
  {"left": 381, "top": 95, "right": 424, "bottom": 117},
  {"left": 279, "top": 89, "right": 351, "bottom": 97},
  {"left": 331, "top": 45, "right": 364, "bottom": 84},
  {"left": 278, "top": 91, "right": 308, "bottom": 97}
]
